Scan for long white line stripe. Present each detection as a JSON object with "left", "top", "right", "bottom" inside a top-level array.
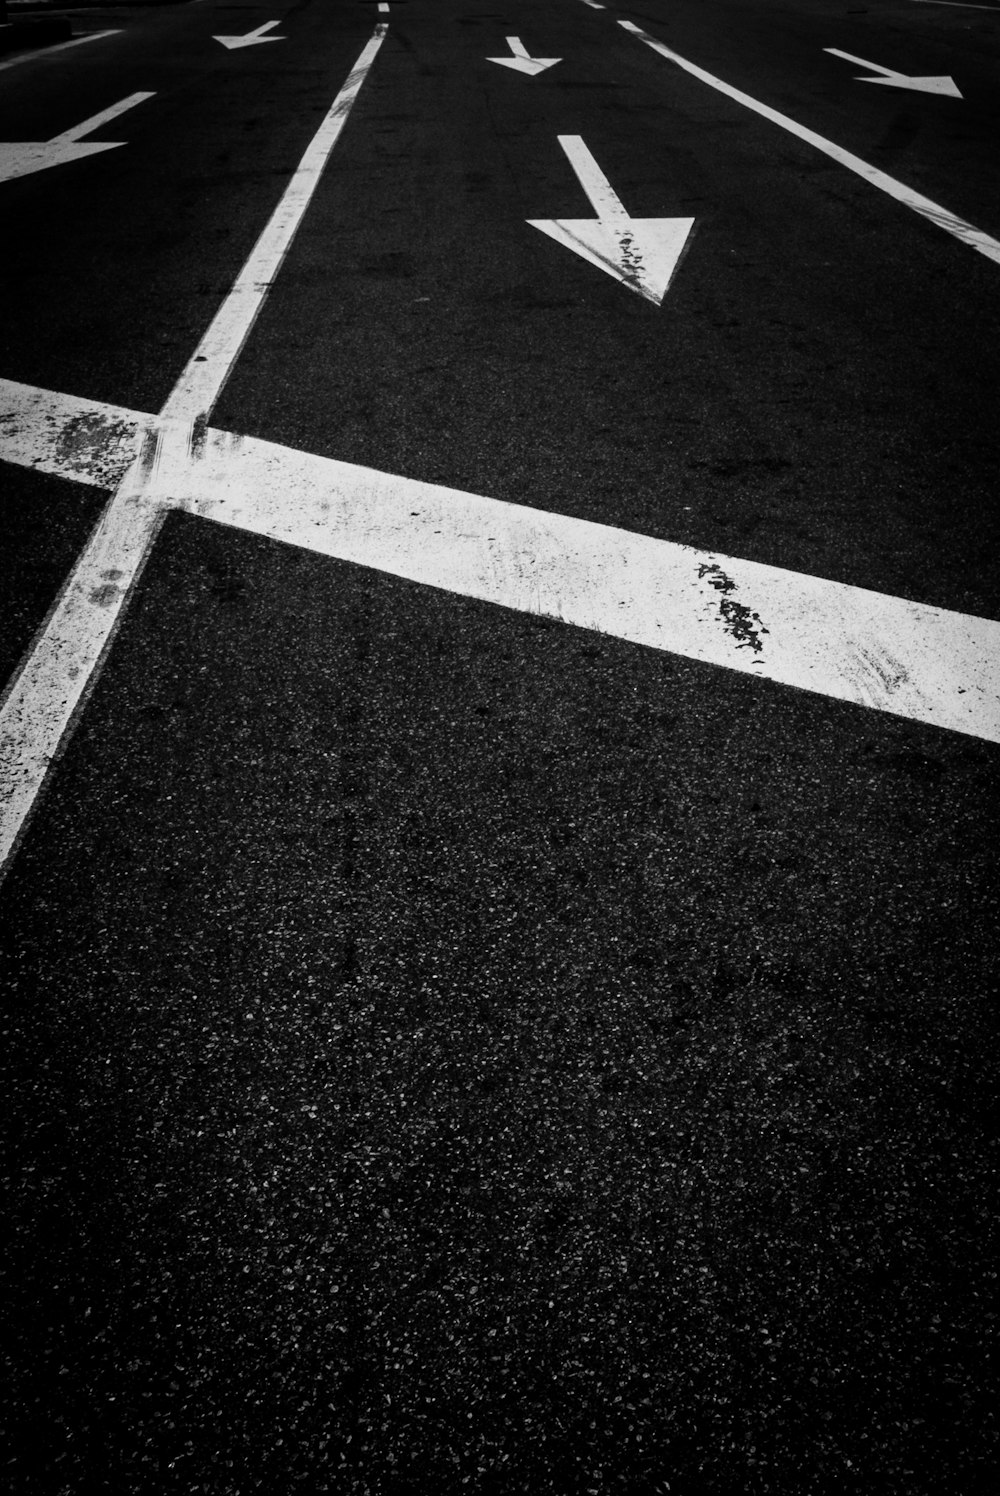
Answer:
[
  {"left": 163, "top": 24, "right": 387, "bottom": 424},
  {"left": 0, "top": 29, "right": 385, "bottom": 874},
  {"left": 2, "top": 379, "right": 998, "bottom": 786},
  {"left": 619, "top": 21, "right": 1000, "bottom": 266},
  {"left": 0, "top": 30, "right": 120, "bottom": 75}
]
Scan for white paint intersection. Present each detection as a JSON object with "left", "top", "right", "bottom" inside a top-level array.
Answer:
[
  {"left": 2, "top": 15, "right": 1000, "bottom": 884},
  {"left": 486, "top": 37, "right": 561, "bottom": 76},
  {"left": 0, "top": 24, "right": 387, "bottom": 873},
  {"left": 824, "top": 47, "right": 962, "bottom": 97},
  {"left": 528, "top": 136, "right": 695, "bottom": 303},
  {"left": 0, "top": 92, "right": 155, "bottom": 185}
]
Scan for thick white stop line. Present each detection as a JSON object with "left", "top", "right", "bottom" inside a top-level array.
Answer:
[{"left": 2, "top": 373, "right": 998, "bottom": 873}]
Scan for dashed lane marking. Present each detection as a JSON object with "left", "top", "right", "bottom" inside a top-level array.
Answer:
[
  {"left": 0, "top": 24, "right": 387, "bottom": 875},
  {"left": 620, "top": 21, "right": 1000, "bottom": 266},
  {"left": 2, "top": 372, "right": 999, "bottom": 874}
]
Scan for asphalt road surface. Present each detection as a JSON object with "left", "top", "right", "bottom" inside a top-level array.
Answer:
[{"left": 1, "top": 1, "right": 998, "bottom": 1491}]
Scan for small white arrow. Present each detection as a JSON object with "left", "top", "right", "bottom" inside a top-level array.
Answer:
[
  {"left": 824, "top": 47, "right": 962, "bottom": 97},
  {"left": 0, "top": 92, "right": 155, "bottom": 185},
  {"left": 486, "top": 36, "right": 561, "bottom": 76},
  {"left": 214, "top": 20, "right": 284, "bottom": 51},
  {"left": 527, "top": 136, "right": 694, "bottom": 304}
]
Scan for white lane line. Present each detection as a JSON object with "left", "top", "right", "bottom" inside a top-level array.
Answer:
[
  {"left": 0, "top": 28, "right": 385, "bottom": 874},
  {"left": 620, "top": 20, "right": 1000, "bottom": 266},
  {"left": 3, "top": 377, "right": 999, "bottom": 772},
  {"left": 163, "top": 22, "right": 386, "bottom": 423},
  {"left": 0, "top": 30, "right": 120, "bottom": 74},
  {"left": 911, "top": 1, "right": 1000, "bottom": 8}
]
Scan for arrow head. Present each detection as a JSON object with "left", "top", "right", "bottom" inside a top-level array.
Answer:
[
  {"left": 0, "top": 140, "right": 121, "bottom": 185},
  {"left": 486, "top": 56, "right": 561, "bottom": 75},
  {"left": 527, "top": 216, "right": 695, "bottom": 304},
  {"left": 213, "top": 34, "right": 284, "bottom": 51},
  {"left": 861, "top": 73, "right": 962, "bottom": 97}
]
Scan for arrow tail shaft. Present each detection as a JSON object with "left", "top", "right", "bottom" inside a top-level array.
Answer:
[
  {"left": 557, "top": 135, "right": 630, "bottom": 224},
  {"left": 823, "top": 48, "right": 894, "bottom": 78},
  {"left": 252, "top": 21, "right": 281, "bottom": 39},
  {"left": 53, "top": 91, "right": 155, "bottom": 144},
  {"left": 506, "top": 36, "right": 529, "bottom": 58}
]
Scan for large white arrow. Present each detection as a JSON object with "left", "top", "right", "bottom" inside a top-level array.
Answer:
[
  {"left": 214, "top": 20, "right": 284, "bottom": 51},
  {"left": 486, "top": 36, "right": 561, "bottom": 76},
  {"left": 527, "top": 136, "right": 694, "bottom": 304},
  {"left": 0, "top": 92, "right": 155, "bottom": 185},
  {"left": 824, "top": 47, "right": 962, "bottom": 97}
]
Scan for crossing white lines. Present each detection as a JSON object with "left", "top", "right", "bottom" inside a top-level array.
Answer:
[
  {"left": 620, "top": 20, "right": 1000, "bottom": 267},
  {"left": 0, "top": 26, "right": 387, "bottom": 874},
  {"left": 3, "top": 371, "right": 999, "bottom": 872}
]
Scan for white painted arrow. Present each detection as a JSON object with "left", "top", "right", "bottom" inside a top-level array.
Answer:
[
  {"left": 213, "top": 20, "right": 284, "bottom": 51},
  {"left": 0, "top": 92, "right": 155, "bottom": 185},
  {"left": 486, "top": 36, "right": 561, "bottom": 76},
  {"left": 527, "top": 136, "right": 694, "bottom": 304},
  {"left": 824, "top": 47, "right": 962, "bottom": 96}
]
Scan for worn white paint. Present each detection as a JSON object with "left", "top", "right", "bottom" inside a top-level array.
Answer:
[
  {"left": 213, "top": 20, "right": 284, "bottom": 51},
  {"left": 824, "top": 47, "right": 962, "bottom": 97},
  {"left": 0, "top": 28, "right": 385, "bottom": 873},
  {"left": 0, "top": 29, "right": 121, "bottom": 75},
  {"left": 3, "top": 375, "right": 999, "bottom": 793},
  {"left": 528, "top": 135, "right": 694, "bottom": 303},
  {"left": 0, "top": 91, "right": 155, "bottom": 185},
  {"left": 620, "top": 20, "right": 1000, "bottom": 266},
  {"left": 486, "top": 37, "right": 561, "bottom": 76}
]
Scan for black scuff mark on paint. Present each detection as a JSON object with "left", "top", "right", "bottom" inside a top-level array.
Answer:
[
  {"left": 89, "top": 583, "right": 119, "bottom": 608},
  {"left": 856, "top": 645, "right": 909, "bottom": 696},
  {"left": 189, "top": 413, "right": 208, "bottom": 462},
  {"left": 698, "top": 561, "right": 769, "bottom": 656}
]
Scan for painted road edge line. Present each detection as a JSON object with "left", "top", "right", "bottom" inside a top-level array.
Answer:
[
  {"left": 2, "top": 380, "right": 998, "bottom": 795},
  {"left": 161, "top": 22, "right": 387, "bottom": 425},
  {"left": 0, "top": 30, "right": 120, "bottom": 74},
  {"left": 619, "top": 20, "right": 1000, "bottom": 266},
  {"left": 0, "top": 27, "right": 387, "bottom": 875}
]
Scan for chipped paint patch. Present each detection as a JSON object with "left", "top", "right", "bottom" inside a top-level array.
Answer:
[
  {"left": 697, "top": 562, "right": 769, "bottom": 656},
  {"left": 52, "top": 411, "right": 140, "bottom": 488}
]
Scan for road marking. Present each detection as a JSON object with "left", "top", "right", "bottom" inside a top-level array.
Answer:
[
  {"left": 620, "top": 20, "right": 1000, "bottom": 266},
  {"left": 527, "top": 135, "right": 694, "bottom": 303},
  {"left": 3, "top": 376, "right": 999, "bottom": 882},
  {"left": 824, "top": 47, "right": 962, "bottom": 97},
  {"left": 379, "top": 3, "right": 390, "bottom": 12},
  {"left": 486, "top": 36, "right": 561, "bottom": 76},
  {"left": 0, "top": 29, "right": 120, "bottom": 74},
  {"left": 213, "top": 20, "right": 285, "bottom": 51},
  {"left": 0, "top": 27, "right": 386, "bottom": 874},
  {"left": 0, "top": 91, "right": 155, "bottom": 185},
  {"left": 910, "top": 1, "right": 1000, "bottom": 8},
  {"left": 162, "top": 24, "right": 387, "bottom": 424}
]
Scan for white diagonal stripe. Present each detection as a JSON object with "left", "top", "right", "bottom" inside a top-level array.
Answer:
[
  {"left": 620, "top": 21, "right": 1000, "bottom": 266},
  {"left": 0, "top": 28, "right": 385, "bottom": 875},
  {"left": 3, "top": 378, "right": 998, "bottom": 810}
]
